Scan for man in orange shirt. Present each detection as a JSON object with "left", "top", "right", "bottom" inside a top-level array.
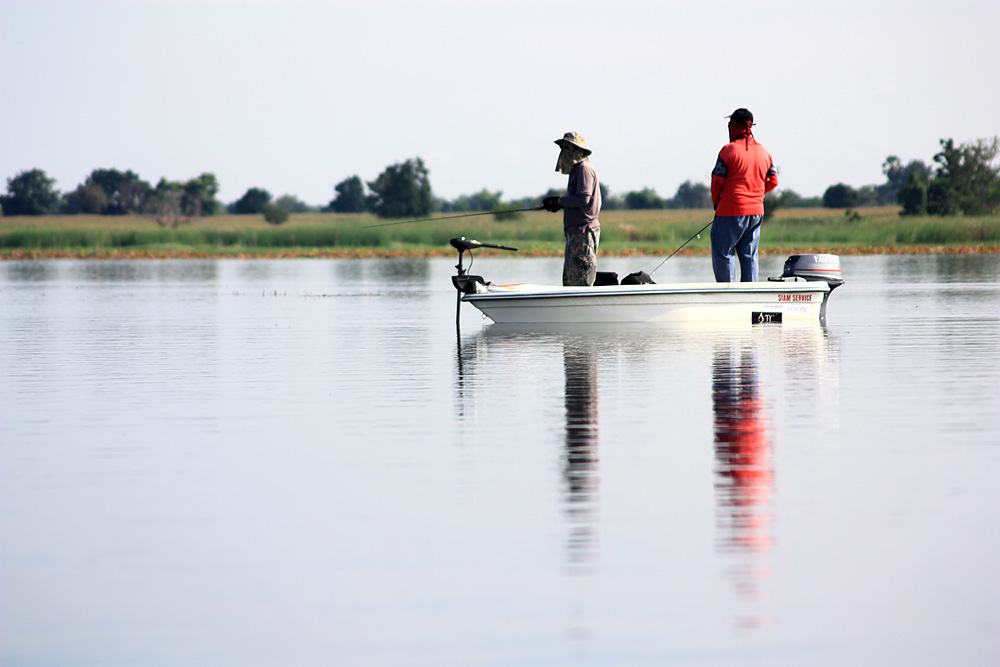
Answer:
[{"left": 710, "top": 108, "right": 778, "bottom": 282}]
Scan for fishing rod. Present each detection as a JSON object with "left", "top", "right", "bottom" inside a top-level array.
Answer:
[
  {"left": 647, "top": 216, "right": 767, "bottom": 277},
  {"left": 364, "top": 206, "right": 543, "bottom": 228},
  {"left": 647, "top": 219, "right": 714, "bottom": 277}
]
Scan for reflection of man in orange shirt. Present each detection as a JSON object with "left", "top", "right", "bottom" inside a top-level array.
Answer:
[
  {"left": 710, "top": 108, "right": 779, "bottom": 283},
  {"left": 712, "top": 348, "right": 772, "bottom": 554}
]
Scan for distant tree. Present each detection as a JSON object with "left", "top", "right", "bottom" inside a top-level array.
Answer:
[
  {"left": 367, "top": 158, "right": 432, "bottom": 218},
  {"left": 63, "top": 184, "right": 109, "bottom": 214},
  {"left": 183, "top": 173, "right": 221, "bottom": 216},
  {"left": 855, "top": 185, "right": 879, "bottom": 207},
  {"left": 763, "top": 191, "right": 782, "bottom": 222},
  {"left": 599, "top": 183, "right": 623, "bottom": 210},
  {"left": 928, "top": 137, "right": 1000, "bottom": 215},
  {"left": 880, "top": 156, "right": 904, "bottom": 200},
  {"left": 274, "top": 194, "right": 312, "bottom": 213},
  {"left": 669, "top": 180, "right": 712, "bottom": 209},
  {"left": 624, "top": 187, "right": 666, "bottom": 210},
  {"left": 926, "top": 178, "right": 959, "bottom": 216},
  {"left": 823, "top": 183, "right": 858, "bottom": 208},
  {"left": 229, "top": 187, "right": 272, "bottom": 214},
  {"left": 263, "top": 202, "right": 289, "bottom": 225},
  {"left": 331, "top": 175, "right": 367, "bottom": 213},
  {"left": 1, "top": 168, "right": 60, "bottom": 215},
  {"left": 898, "top": 172, "right": 928, "bottom": 216},
  {"left": 85, "top": 168, "right": 151, "bottom": 214},
  {"left": 878, "top": 156, "right": 931, "bottom": 205},
  {"left": 145, "top": 178, "right": 203, "bottom": 227},
  {"left": 449, "top": 188, "right": 502, "bottom": 213},
  {"left": 117, "top": 179, "right": 153, "bottom": 215},
  {"left": 500, "top": 194, "right": 538, "bottom": 211},
  {"left": 769, "top": 188, "right": 822, "bottom": 208}
]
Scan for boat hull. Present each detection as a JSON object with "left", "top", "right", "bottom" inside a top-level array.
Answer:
[{"left": 462, "top": 281, "right": 833, "bottom": 325}]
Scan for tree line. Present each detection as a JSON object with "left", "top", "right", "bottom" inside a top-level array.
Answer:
[
  {"left": 329, "top": 161, "right": 721, "bottom": 216},
  {"left": 4, "top": 136, "right": 998, "bottom": 223},
  {"left": 0, "top": 169, "right": 226, "bottom": 227},
  {"left": 814, "top": 137, "right": 1000, "bottom": 216}
]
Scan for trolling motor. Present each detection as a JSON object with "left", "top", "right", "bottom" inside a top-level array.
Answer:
[
  {"left": 451, "top": 237, "right": 518, "bottom": 327},
  {"left": 450, "top": 237, "right": 518, "bottom": 295}
]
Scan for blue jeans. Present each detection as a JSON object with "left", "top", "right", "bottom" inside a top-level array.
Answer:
[{"left": 711, "top": 215, "right": 762, "bottom": 282}]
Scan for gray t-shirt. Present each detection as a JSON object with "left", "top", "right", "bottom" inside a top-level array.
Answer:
[{"left": 560, "top": 159, "right": 601, "bottom": 234}]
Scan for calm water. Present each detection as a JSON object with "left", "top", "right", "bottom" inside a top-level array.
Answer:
[{"left": 2, "top": 254, "right": 999, "bottom": 666}]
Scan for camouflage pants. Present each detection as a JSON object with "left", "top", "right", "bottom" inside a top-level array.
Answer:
[{"left": 563, "top": 227, "right": 600, "bottom": 286}]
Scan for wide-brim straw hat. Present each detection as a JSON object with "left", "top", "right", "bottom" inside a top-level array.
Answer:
[{"left": 554, "top": 131, "right": 592, "bottom": 155}]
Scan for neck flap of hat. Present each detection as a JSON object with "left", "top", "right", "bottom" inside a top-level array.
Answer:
[
  {"left": 556, "top": 147, "right": 588, "bottom": 175},
  {"left": 729, "top": 122, "right": 755, "bottom": 149}
]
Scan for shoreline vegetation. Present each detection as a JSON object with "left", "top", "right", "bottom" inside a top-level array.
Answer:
[{"left": 2, "top": 207, "right": 999, "bottom": 259}]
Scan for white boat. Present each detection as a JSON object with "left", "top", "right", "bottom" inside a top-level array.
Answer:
[{"left": 450, "top": 237, "right": 844, "bottom": 325}]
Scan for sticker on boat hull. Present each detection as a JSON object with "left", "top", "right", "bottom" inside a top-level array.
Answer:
[{"left": 752, "top": 312, "right": 783, "bottom": 324}]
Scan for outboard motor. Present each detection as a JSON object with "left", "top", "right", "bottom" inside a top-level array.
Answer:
[{"left": 773, "top": 254, "right": 844, "bottom": 289}]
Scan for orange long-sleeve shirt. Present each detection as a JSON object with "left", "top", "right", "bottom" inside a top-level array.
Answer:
[{"left": 710, "top": 129, "right": 778, "bottom": 216}]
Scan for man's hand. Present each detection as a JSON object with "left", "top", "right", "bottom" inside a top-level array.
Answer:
[{"left": 542, "top": 196, "right": 563, "bottom": 212}]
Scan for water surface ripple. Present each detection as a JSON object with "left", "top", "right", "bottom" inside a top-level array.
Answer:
[{"left": 1, "top": 255, "right": 998, "bottom": 665}]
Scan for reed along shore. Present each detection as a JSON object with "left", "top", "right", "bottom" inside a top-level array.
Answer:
[{"left": 2, "top": 207, "right": 998, "bottom": 259}]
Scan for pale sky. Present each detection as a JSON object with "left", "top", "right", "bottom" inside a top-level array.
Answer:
[{"left": 2, "top": 0, "right": 998, "bottom": 207}]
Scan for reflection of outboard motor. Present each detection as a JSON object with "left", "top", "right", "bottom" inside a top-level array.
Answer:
[{"left": 772, "top": 254, "right": 844, "bottom": 289}]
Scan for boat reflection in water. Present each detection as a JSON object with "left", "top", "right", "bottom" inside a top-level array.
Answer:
[
  {"left": 455, "top": 321, "right": 836, "bottom": 637},
  {"left": 562, "top": 340, "right": 600, "bottom": 573},
  {"left": 712, "top": 343, "right": 774, "bottom": 631},
  {"left": 453, "top": 328, "right": 602, "bottom": 574}
]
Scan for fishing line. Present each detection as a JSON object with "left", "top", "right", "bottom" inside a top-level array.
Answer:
[
  {"left": 647, "top": 217, "right": 768, "bottom": 277},
  {"left": 647, "top": 219, "right": 714, "bottom": 277}
]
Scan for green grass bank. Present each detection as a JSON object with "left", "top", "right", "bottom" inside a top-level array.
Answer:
[{"left": 2, "top": 207, "right": 998, "bottom": 259}]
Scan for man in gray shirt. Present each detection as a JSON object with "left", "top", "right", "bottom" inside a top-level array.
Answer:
[{"left": 543, "top": 132, "right": 602, "bottom": 286}]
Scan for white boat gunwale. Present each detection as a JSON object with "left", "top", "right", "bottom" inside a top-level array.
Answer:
[
  {"left": 448, "top": 237, "right": 843, "bottom": 325},
  {"left": 462, "top": 280, "right": 830, "bottom": 303}
]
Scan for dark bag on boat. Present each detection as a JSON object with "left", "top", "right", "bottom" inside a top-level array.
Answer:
[
  {"left": 621, "top": 271, "right": 654, "bottom": 285},
  {"left": 594, "top": 271, "right": 618, "bottom": 286}
]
